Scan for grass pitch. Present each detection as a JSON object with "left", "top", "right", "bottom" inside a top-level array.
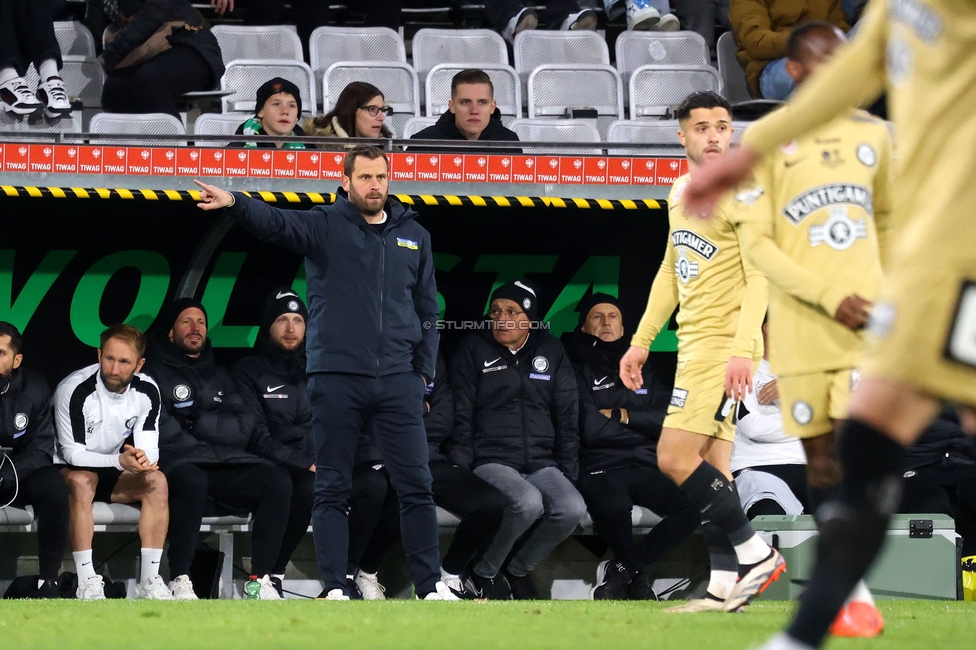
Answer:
[{"left": 1, "top": 600, "right": 973, "bottom": 649}]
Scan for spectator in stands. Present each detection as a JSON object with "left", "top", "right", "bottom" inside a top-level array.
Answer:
[
  {"left": 673, "top": 0, "right": 729, "bottom": 51},
  {"left": 100, "top": 0, "right": 224, "bottom": 118},
  {"left": 53, "top": 324, "right": 171, "bottom": 601},
  {"left": 452, "top": 279, "right": 587, "bottom": 599},
  {"left": 730, "top": 320, "right": 808, "bottom": 518},
  {"left": 236, "top": 77, "right": 307, "bottom": 149},
  {"left": 304, "top": 81, "right": 393, "bottom": 140},
  {"left": 605, "top": 0, "right": 680, "bottom": 31},
  {"left": 0, "top": 0, "right": 72, "bottom": 119},
  {"left": 410, "top": 69, "right": 521, "bottom": 154},
  {"left": 566, "top": 294, "right": 700, "bottom": 600},
  {"left": 729, "top": 0, "right": 847, "bottom": 99},
  {"left": 486, "top": 1, "right": 597, "bottom": 44},
  {"left": 0, "top": 322, "right": 68, "bottom": 599},
  {"left": 425, "top": 353, "right": 512, "bottom": 599},
  {"left": 145, "top": 298, "right": 293, "bottom": 601}
]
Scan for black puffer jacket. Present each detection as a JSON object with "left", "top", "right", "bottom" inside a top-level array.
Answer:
[
  {"left": 905, "top": 409, "right": 976, "bottom": 472},
  {"left": 424, "top": 353, "right": 454, "bottom": 464},
  {"left": 144, "top": 334, "right": 260, "bottom": 469},
  {"left": 0, "top": 368, "right": 55, "bottom": 486},
  {"left": 103, "top": 0, "right": 224, "bottom": 83},
  {"left": 231, "top": 325, "right": 313, "bottom": 472},
  {"left": 451, "top": 329, "right": 579, "bottom": 481},
  {"left": 564, "top": 331, "right": 670, "bottom": 475},
  {"left": 410, "top": 108, "right": 522, "bottom": 154}
]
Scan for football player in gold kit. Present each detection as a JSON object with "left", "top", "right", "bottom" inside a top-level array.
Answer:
[
  {"left": 683, "top": 1, "right": 976, "bottom": 647},
  {"left": 620, "top": 92, "right": 784, "bottom": 614},
  {"left": 731, "top": 22, "right": 893, "bottom": 637}
]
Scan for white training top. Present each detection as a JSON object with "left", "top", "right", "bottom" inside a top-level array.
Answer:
[
  {"left": 730, "top": 359, "right": 806, "bottom": 473},
  {"left": 53, "top": 363, "right": 161, "bottom": 470}
]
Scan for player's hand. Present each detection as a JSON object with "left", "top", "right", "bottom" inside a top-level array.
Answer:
[
  {"left": 725, "top": 356, "right": 753, "bottom": 401},
  {"left": 758, "top": 379, "right": 779, "bottom": 405},
  {"left": 835, "top": 294, "right": 872, "bottom": 330},
  {"left": 620, "top": 346, "right": 649, "bottom": 391},
  {"left": 194, "top": 179, "right": 235, "bottom": 210},
  {"left": 683, "top": 146, "right": 762, "bottom": 218},
  {"left": 210, "top": 0, "right": 234, "bottom": 14},
  {"left": 120, "top": 444, "right": 153, "bottom": 472}
]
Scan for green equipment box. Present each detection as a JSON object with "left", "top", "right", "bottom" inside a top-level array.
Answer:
[{"left": 752, "top": 514, "right": 959, "bottom": 601}]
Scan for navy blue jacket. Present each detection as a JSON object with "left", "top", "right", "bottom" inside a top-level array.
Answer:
[
  {"left": 226, "top": 190, "right": 440, "bottom": 381},
  {"left": 0, "top": 368, "right": 56, "bottom": 486}
]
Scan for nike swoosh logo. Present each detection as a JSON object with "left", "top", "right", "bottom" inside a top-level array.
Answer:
[
  {"left": 81, "top": 562, "right": 92, "bottom": 567},
  {"left": 151, "top": 560, "right": 160, "bottom": 565},
  {"left": 267, "top": 385, "right": 285, "bottom": 392},
  {"left": 784, "top": 158, "right": 807, "bottom": 168},
  {"left": 276, "top": 290, "right": 298, "bottom": 299},
  {"left": 593, "top": 376, "right": 609, "bottom": 385},
  {"left": 484, "top": 358, "right": 501, "bottom": 367}
]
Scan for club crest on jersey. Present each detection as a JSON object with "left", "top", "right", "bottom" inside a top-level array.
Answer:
[
  {"left": 735, "top": 186, "right": 764, "bottom": 206},
  {"left": 532, "top": 356, "right": 549, "bottom": 373},
  {"left": 791, "top": 401, "right": 813, "bottom": 425},
  {"left": 173, "top": 385, "right": 191, "bottom": 401},
  {"left": 13, "top": 412, "right": 28, "bottom": 431},
  {"left": 671, "top": 229, "right": 718, "bottom": 260},
  {"left": 671, "top": 387, "right": 689, "bottom": 408},
  {"left": 675, "top": 249, "right": 699, "bottom": 284},
  {"left": 808, "top": 207, "right": 868, "bottom": 251},
  {"left": 783, "top": 184, "right": 872, "bottom": 225},
  {"left": 856, "top": 143, "right": 877, "bottom": 167}
]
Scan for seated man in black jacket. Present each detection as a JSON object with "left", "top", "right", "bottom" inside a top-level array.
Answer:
[
  {"left": 410, "top": 69, "right": 521, "bottom": 154},
  {"left": 567, "top": 294, "right": 700, "bottom": 600},
  {"left": 0, "top": 322, "right": 68, "bottom": 598},
  {"left": 145, "top": 298, "right": 292, "bottom": 600},
  {"left": 452, "top": 280, "right": 587, "bottom": 599}
]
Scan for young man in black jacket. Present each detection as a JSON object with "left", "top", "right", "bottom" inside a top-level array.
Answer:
[
  {"left": 567, "top": 294, "right": 700, "bottom": 600},
  {"left": 145, "top": 298, "right": 293, "bottom": 600},
  {"left": 452, "top": 280, "right": 587, "bottom": 599},
  {"left": 0, "top": 322, "right": 68, "bottom": 598},
  {"left": 410, "top": 69, "right": 521, "bottom": 154},
  {"left": 194, "top": 145, "right": 457, "bottom": 600}
]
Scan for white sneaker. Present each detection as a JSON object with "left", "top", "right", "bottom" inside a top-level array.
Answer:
[
  {"left": 319, "top": 588, "right": 350, "bottom": 601},
  {"left": 502, "top": 8, "right": 538, "bottom": 44},
  {"left": 135, "top": 575, "right": 176, "bottom": 600},
  {"left": 663, "top": 597, "right": 727, "bottom": 613},
  {"left": 36, "top": 76, "right": 72, "bottom": 119},
  {"left": 561, "top": 9, "right": 599, "bottom": 31},
  {"left": 423, "top": 580, "right": 461, "bottom": 601},
  {"left": 654, "top": 13, "right": 680, "bottom": 31},
  {"left": 76, "top": 575, "right": 106, "bottom": 601},
  {"left": 440, "top": 570, "right": 465, "bottom": 598},
  {"left": 0, "top": 77, "right": 43, "bottom": 116},
  {"left": 169, "top": 574, "right": 199, "bottom": 601},
  {"left": 626, "top": 0, "right": 660, "bottom": 30},
  {"left": 354, "top": 571, "right": 386, "bottom": 600}
]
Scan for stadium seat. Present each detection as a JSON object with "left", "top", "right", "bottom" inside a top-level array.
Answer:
[
  {"left": 615, "top": 31, "right": 710, "bottom": 86},
  {"left": 513, "top": 30, "right": 610, "bottom": 96},
  {"left": 606, "top": 119, "right": 682, "bottom": 155},
  {"left": 629, "top": 64, "right": 721, "bottom": 119},
  {"left": 402, "top": 116, "right": 438, "bottom": 139},
  {"left": 717, "top": 31, "right": 752, "bottom": 104},
  {"left": 732, "top": 120, "right": 750, "bottom": 143},
  {"left": 193, "top": 113, "right": 249, "bottom": 146},
  {"left": 308, "top": 26, "right": 406, "bottom": 84},
  {"left": 221, "top": 59, "right": 316, "bottom": 115},
  {"left": 322, "top": 61, "right": 419, "bottom": 138},
  {"left": 425, "top": 63, "right": 520, "bottom": 124},
  {"left": 211, "top": 25, "right": 304, "bottom": 65},
  {"left": 526, "top": 64, "right": 624, "bottom": 139},
  {"left": 53, "top": 21, "right": 97, "bottom": 58},
  {"left": 411, "top": 28, "right": 509, "bottom": 82},
  {"left": 89, "top": 112, "right": 187, "bottom": 145},
  {"left": 508, "top": 118, "right": 603, "bottom": 155}
]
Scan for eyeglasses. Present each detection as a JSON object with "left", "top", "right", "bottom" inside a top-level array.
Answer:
[
  {"left": 488, "top": 308, "right": 525, "bottom": 319},
  {"left": 359, "top": 105, "right": 393, "bottom": 117}
]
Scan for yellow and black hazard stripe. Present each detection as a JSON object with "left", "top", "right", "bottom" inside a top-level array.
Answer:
[{"left": 0, "top": 186, "right": 663, "bottom": 210}]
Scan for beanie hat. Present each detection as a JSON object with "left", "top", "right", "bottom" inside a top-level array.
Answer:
[
  {"left": 255, "top": 77, "right": 303, "bottom": 116},
  {"left": 576, "top": 292, "right": 622, "bottom": 329},
  {"left": 157, "top": 297, "right": 208, "bottom": 333},
  {"left": 262, "top": 287, "right": 308, "bottom": 332},
  {"left": 490, "top": 279, "right": 540, "bottom": 322}
]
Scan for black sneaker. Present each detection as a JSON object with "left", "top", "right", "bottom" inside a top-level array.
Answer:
[
  {"left": 36, "top": 579, "right": 61, "bottom": 599},
  {"left": 627, "top": 572, "right": 658, "bottom": 601},
  {"left": 590, "top": 561, "right": 632, "bottom": 600},
  {"left": 346, "top": 576, "right": 364, "bottom": 600},
  {"left": 270, "top": 576, "right": 284, "bottom": 599},
  {"left": 463, "top": 571, "right": 512, "bottom": 600},
  {"left": 503, "top": 569, "right": 540, "bottom": 600}
]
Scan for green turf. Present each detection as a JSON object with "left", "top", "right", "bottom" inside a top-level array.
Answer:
[{"left": 1, "top": 600, "right": 973, "bottom": 649}]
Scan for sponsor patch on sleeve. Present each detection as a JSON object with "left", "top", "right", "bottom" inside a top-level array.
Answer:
[{"left": 397, "top": 237, "right": 419, "bottom": 250}]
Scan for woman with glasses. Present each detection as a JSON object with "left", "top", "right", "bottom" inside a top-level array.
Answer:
[{"left": 305, "top": 81, "right": 393, "bottom": 140}]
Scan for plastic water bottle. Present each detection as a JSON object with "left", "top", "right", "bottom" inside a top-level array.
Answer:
[{"left": 244, "top": 575, "right": 261, "bottom": 600}]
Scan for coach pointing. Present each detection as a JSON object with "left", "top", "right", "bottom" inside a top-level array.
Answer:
[{"left": 194, "top": 145, "right": 457, "bottom": 600}]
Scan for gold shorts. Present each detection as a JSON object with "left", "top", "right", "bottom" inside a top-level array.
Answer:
[
  {"left": 664, "top": 358, "right": 736, "bottom": 441},
  {"left": 862, "top": 263, "right": 976, "bottom": 406},
  {"left": 777, "top": 369, "right": 855, "bottom": 438}
]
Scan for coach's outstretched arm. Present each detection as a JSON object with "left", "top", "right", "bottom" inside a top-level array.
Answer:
[{"left": 195, "top": 179, "right": 323, "bottom": 257}]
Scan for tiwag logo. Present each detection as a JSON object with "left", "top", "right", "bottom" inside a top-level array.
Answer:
[{"left": 783, "top": 184, "right": 872, "bottom": 225}]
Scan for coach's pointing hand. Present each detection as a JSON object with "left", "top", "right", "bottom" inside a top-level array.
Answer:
[{"left": 194, "top": 180, "right": 235, "bottom": 210}]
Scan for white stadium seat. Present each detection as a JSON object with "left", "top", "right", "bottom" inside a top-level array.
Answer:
[
  {"left": 508, "top": 118, "right": 603, "bottom": 155},
  {"left": 629, "top": 64, "right": 721, "bottom": 119},
  {"left": 211, "top": 25, "right": 304, "bottom": 65},
  {"left": 527, "top": 64, "right": 624, "bottom": 139}
]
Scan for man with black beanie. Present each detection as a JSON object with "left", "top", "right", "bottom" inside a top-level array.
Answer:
[
  {"left": 144, "top": 297, "right": 293, "bottom": 600},
  {"left": 566, "top": 294, "right": 700, "bottom": 600},
  {"left": 451, "top": 279, "right": 586, "bottom": 599}
]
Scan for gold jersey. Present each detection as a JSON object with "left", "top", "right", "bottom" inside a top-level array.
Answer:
[
  {"left": 733, "top": 109, "right": 895, "bottom": 376},
  {"left": 632, "top": 174, "right": 767, "bottom": 363},
  {"left": 741, "top": 0, "right": 976, "bottom": 268}
]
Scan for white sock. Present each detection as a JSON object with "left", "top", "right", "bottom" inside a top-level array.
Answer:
[
  {"left": 846, "top": 579, "right": 876, "bottom": 606},
  {"left": 73, "top": 550, "right": 96, "bottom": 583},
  {"left": 706, "top": 569, "right": 738, "bottom": 599},
  {"left": 733, "top": 534, "right": 771, "bottom": 565},
  {"left": 140, "top": 548, "right": 163, "bottom": 583},
  {"left": 272, "top": 573, "right": 285, "bottom": 582},
  {"left": 0, "top": 67, "right": 19, "bottom": 86},
  {"left": 38, "top": 59, "right": 59, "bottom": 81}
]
